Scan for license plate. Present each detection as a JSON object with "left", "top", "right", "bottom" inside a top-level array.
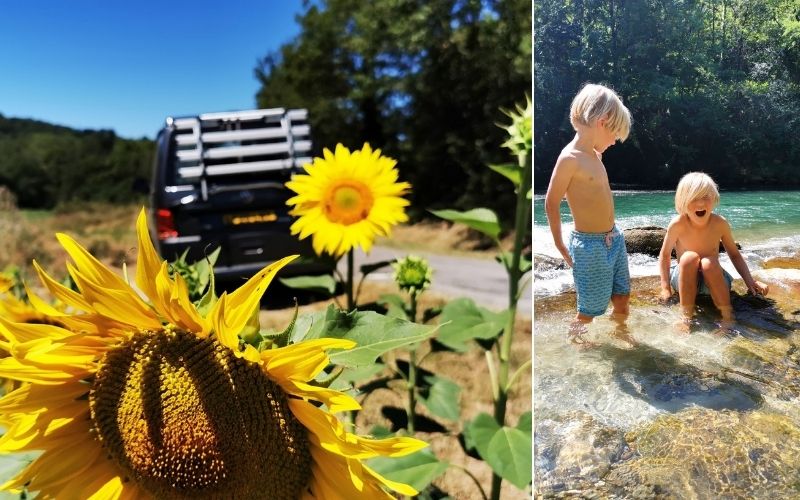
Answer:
[{"left": 224, "top": 212, "right": 278, "bottom": 226}]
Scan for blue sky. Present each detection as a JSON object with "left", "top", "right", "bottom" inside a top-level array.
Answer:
[{"left": 0, "top": 1, "right": 305, "bottom": 139}]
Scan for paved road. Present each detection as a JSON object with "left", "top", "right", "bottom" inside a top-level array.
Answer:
[{"left": 340, "top": 246, "right": 532, "bottom": 316}]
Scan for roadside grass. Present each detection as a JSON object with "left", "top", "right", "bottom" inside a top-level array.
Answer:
[{"left": 5, "top": 202, "right": 502, "bottom": 279}]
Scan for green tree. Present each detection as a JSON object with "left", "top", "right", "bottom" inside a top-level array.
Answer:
[{"left": 255, "top": 0, "right": 532, "bottom": 218}]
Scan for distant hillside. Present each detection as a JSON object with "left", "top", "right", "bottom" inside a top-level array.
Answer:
[{"left": 0, "top": 114, "right": 154, "bottom": 209}]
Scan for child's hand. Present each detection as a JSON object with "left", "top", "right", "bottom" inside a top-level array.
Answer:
[
  {"left": 658, "top": 287, "right": 672, "bottom": 303},
  {"left": 749, "top": 280, "right": 769, "bottom": 296}
]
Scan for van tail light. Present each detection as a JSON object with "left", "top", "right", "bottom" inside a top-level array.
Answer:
[{"left": 156, "top": 209, "right": 178, "bottom": 240}]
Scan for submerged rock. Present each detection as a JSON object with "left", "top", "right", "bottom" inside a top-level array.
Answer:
[
  {"left": 535, "top": 411, "right": 627, "bottom": 495},
  {"left": 723, "top": 337, "right": 800, "bottom": 401},
  {"left": 603, "top": 408, "right": 800, "bottom": 499}
]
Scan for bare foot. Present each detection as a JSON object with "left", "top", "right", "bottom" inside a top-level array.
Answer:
[
  {"left": 713, "top": 317, "right": 738, "bottom": 336},
  {"left": 567, "top": 321, "right": 598, "bottom": 348},
  {"left": 611, "top": 323, "right": 638, "bottom": 347},
  {"left": 673, "top": 316, "right": 692, "bottom": 335}
]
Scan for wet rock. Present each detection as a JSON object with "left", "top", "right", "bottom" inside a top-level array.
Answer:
[
  {"left": 723, "top": 337, "right": 800, "bottom": 400},
  {"left": 535, "top": 253, "right": 567, "bottom": 272},
  {"left": 535, "top": 411, "right": 627, "bottom": 495},
  {"left": 763, "top": 256, "right": 800, "bottom": 270},
  {"left": 623, "top": 227, "right": 666, "bottom": 257},
  {"left": 623, "top": 226, "right": 740, "bottom": 257},
  {"left": 602, "top": 408, "right": 800, "bottom": 499}
]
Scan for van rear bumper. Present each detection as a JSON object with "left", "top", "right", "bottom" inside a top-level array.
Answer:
[{"left": 211, "top": 259, "right": 334, "bottom": 281}]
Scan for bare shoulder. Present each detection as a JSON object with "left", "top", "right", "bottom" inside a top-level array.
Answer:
[
  {"left": 666, "top": 214, "right": 685, "bottom": 232},
  {"left": 552, "top": 148, "right": 580, "bottom": 176},
  {"left": 710, "top": 213, "right": 731, "bottom": 231}
]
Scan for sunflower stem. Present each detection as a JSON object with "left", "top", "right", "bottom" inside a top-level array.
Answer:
[
  {"left": 405, "top": 292, "right": 418, "bottom": 433},
  {"left": 346, "top": 249, "right": 355, "bottom": 311},
  {"left": 490, "top": 150, "right": 531, "bottom": 500}
]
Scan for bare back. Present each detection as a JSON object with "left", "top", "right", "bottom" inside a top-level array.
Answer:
[{"left": 557, "top": 143, "right": 615, "bottom": 232}]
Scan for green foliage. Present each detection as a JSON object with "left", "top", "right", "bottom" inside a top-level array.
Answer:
[
  {"left": 167, "top": 247, "right": 220, "bottom": 303},
  {"left": 367, "top": 449, "right": 449, "bottom": 493},
  {"left": 464, "top": 412, "right": 532, "bottom": 489},
  {"left": 288, "top": 304, "right": 436, "bottom": 367},
  {"left": 418, "top": 375, "right": 461, "bottom": 421},
  {"left": 535, "top": 0, "right": 800, "bottom": 189},
  {"left": 436, "top": 297, "right": 508, "bottom": 352},
  {"left": 0, "top": 115, "right": 153, "bottom": 208},
  {"left": 255, "top": 0, "right": 531, "bottom": 218},
  {"left": 279, "top": 274, "right": 337, "bottom": 295},
  {"left": 429, "top": 208, "right": 501, "bottom": 240}
]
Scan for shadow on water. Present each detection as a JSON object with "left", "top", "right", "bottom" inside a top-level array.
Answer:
[
  {"left": 728, "top": 292, "right": 800, "bottom": 339},
  {"left": 593, "top": 342, "right": 764, "bottom": 412}
]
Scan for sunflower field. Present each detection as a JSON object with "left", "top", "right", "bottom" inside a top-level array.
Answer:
[{"left": 0, "top": 99, "right": 531, "bottom": 499}]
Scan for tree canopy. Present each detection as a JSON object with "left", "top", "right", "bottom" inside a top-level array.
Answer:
[
  {"left": 0, "top": 114, "right": 153, "bottom": 208},
  {"left": 255, "top": 0, "right": 532, "bottom": 217},
  {"left": 535, "top": 0, "right": 800, "bottom": 190}
]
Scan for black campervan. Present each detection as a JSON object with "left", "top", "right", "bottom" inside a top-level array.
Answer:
[{"left": 147, "top": 108, "right": 331, "bottom": 280}]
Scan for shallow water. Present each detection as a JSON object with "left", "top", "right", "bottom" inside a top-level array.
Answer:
[{"left": 534, "top": 270, "right": 800, "bottom": 498}]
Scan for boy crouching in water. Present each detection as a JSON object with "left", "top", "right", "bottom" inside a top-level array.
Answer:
[
  {"left": 545, "top": 83, "right": 633, "bottom": 342},
  {"left": 658, "top": 172, "right": 768, "bottom": 328}
]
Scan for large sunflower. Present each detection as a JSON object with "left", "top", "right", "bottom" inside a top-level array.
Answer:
[
  {"left": 286, "top": 143, "right": 410, "bottom": 257},
  {"left": 0, "top": 209, "right": 426, "bottom": 499}
]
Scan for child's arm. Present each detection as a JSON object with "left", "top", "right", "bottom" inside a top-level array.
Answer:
[
  {"left": 658, "top": 221, "right": 679, "bottom": 301},
  {"left": 544, "top": 156, "right": 577, "bottom": 267},
  {"left": 720, "top": 219, "right": 769, "bottom": 296}
]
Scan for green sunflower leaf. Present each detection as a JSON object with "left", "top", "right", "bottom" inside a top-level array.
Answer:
[
  {"left": 296, "top": 305, "right": 436, "bottom": 367},
  {"left": 486, "top": 426, "right": 533, "bottom": 489},
  {"left": 418, "top": 375, "right": 461, "bottom": 421},
  {"left": 279, "top": 274, "right": 337, "bottom": 296},
  {"left": 360, "top": 259, "right": 395, "bottom": 277},
  {"left": 436, "top": 298, "right": 507, "bottom": 352},
  {"left": 487, "top": 163, "right": 521, "bottom": 186},
  {"left": 429, "top": 208, "right": 501, "bottom": 240},
  {"left": 463, "top": 412, "right": 500, "bottom": 458},
  {"left": 366, "top": 450, "right": 449, "bottom": 493},
  {"left": 463, "top": 413, "right": 533, "bottom": 490},
  {"left": 378, "top": 293, "right": 409, "bottom": 320}
]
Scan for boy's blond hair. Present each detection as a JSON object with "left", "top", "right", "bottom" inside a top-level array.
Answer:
[
  {"left": 570, "top": 83, "right": 632, "bottom": 141},
  {"left": 674, "top": 172, "right": 720, "bottom": 215}
]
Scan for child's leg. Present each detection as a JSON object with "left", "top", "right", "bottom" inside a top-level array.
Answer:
[
  {"left": 610, "top": 293, "right": 629, "bottom": 320},
  {"left": 677, "top": 251, "right": 701, "bottom": 318},
  {"left": 700, "top": 256, "right": 734, "bottom": 323}
]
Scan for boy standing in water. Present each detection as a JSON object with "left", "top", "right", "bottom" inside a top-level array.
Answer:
[
  {"left": 658, "top": 172, "right": 768, "bottom": 327},
  {"left": 545, "top": 83, "right": 633, "bottom": 340}
]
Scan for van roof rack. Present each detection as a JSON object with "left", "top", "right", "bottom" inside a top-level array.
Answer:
[{"left": 166, "top": 108, "right": 312, "bottom": 200}]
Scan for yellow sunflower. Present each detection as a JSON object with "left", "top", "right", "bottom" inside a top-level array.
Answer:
[
  {"left": 286, "top": 143, "right": 411, "bottom": 257},
  {"left": 0, "top": 209, "right": 426, "bottom": 499}
]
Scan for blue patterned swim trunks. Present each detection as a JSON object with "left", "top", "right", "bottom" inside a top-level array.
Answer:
[
  {"left": 670, "top": 265, "right": 733, "bottom": 295},
  {"left": 568, "top": 226, "right": 630, "bottom": 317}
]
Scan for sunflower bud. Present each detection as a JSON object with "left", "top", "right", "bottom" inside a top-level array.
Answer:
[
  {"left": 501, "top": 96, "right": 532, "bottom": 157},
  {"left": 393, "top": 255, "right": 432, "bottom": 296}
]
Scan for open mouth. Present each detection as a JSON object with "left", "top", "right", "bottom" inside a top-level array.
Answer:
[{"left": 695, "top": 210, "right": 707, "bottom": 217}]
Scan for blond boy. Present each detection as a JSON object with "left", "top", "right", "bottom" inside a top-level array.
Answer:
[
  {"left": 658, "top": 172, "right": 768, "bottom": 325},
  {"left": 545, "top": 83, "right": 632, "bottom": 332}
]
